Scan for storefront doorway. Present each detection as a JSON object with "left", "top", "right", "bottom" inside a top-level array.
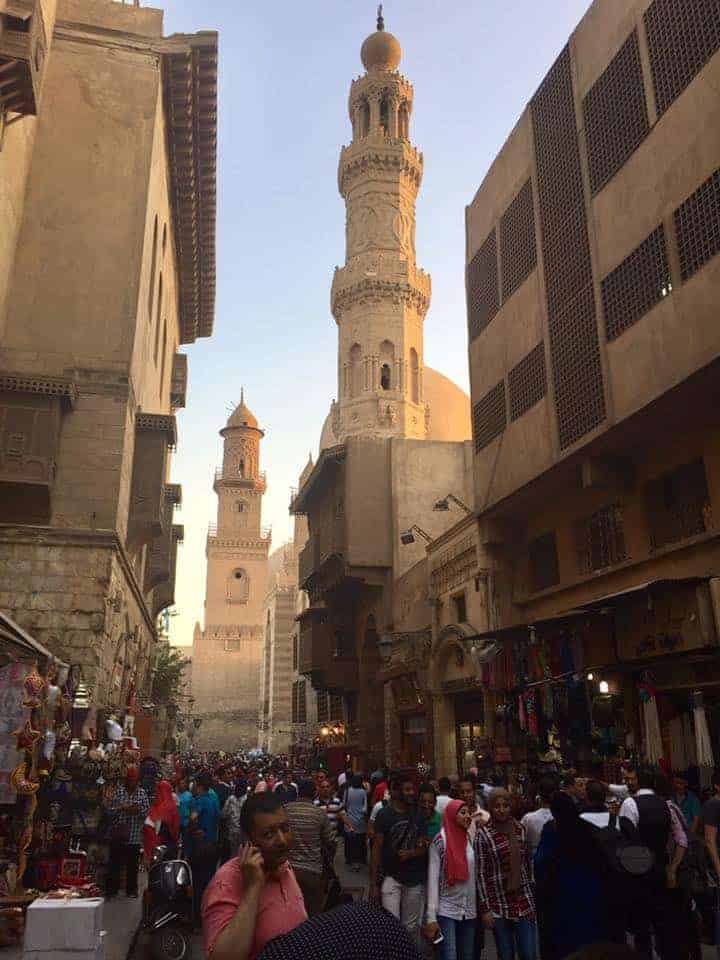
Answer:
[{"left": 454, "top": 693, "right": 486, "bottom": 775}]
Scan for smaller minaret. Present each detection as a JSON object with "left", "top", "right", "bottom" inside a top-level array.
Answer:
[{"left": 214, "top": 389, "right": 267, "bottom": 540}]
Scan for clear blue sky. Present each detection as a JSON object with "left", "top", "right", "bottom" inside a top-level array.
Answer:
[{"left": 165, "top": 0, "right": 592, "bottom": 646}]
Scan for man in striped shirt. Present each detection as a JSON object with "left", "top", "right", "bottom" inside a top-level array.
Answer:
[
  {"left": 313, "top": 779, "right": 346, "bottom": 831},
  {"left": 285, "top": 779, "right": 336, "bottom": 916}
]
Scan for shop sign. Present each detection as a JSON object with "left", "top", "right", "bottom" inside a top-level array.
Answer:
[{"left": 442, "top": 676, "right": 482, "bottom": 694}]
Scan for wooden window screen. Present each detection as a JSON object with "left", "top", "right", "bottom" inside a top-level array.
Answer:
[
  {"left": 583, "top": 30, "right": 649, "bottom": 195},
  {"left": 472, "top": 381, "right": 506, "bottom": 452},
  {"left": 674, "top": 168, "right": 720, "bottom": 282},
  {"left": 601, "top": 225, "right": 672, "bottom": 341},
  {"left": 500, "top": 180, "right": 537, "bottom": 300},
  {"left": 467, "top": 229, "right": 499, "bottom": 342},
  {"left": 644, "top": 0, "right": 720, "bottom": 117},
  {"left": 508, "top": 343, "right": 547, "bottom": 420}
]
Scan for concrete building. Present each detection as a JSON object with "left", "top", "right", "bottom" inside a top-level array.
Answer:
[
  {"left": 0, "top": 0, "right": 217, "bottom": 719},
  {"left": 291, "top": 13, "right": 473, "bottom": 768},
  {"left": 191, "top": 397, "right": 271, "bottom": 750},
  {"left": 452, "top": 0, "right": 720, "bottom": 776}
]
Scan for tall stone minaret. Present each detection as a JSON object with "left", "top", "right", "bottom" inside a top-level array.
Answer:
[
  {"left": 191, "top": 392, "right": 270, "bottom": 749},
  {"left": 329, "top": 7, "right": 431, "bottom": 442}
]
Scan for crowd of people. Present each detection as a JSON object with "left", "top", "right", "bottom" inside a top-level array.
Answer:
[{"left": 98, "top": 752, "right": 720, "bottom": 960}]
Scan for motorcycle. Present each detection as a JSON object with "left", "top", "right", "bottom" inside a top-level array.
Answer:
[{"left": 143, "top": 845, "right": 194, "bottom": 960}]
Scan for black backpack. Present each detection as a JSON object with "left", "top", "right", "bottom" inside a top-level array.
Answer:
[{"left": 590, "top": 813, "right": 655, "bottom": 880}]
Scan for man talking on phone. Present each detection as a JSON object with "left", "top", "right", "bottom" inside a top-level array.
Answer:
[{"left": 202, "top": 793, "right": 307, "bottom": 960}]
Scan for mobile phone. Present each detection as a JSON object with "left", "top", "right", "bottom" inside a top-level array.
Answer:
[{"left": 432, "top": 932, "right": 444, "bottom": 946}]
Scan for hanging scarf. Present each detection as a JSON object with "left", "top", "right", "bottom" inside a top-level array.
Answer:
[
  {"left": 489, "top": 791, "right": 521, "bottom": 894},
  {"left": 442, "top": 799, "right": 470, "bottom": 887}
]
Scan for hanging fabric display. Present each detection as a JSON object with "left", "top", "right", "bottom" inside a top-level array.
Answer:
[
  {"left": 638, "top": 674, "right": 663, "bottom": 764},
  {"left": 693, "top": 690, "right": 715, "bottom": 789}
]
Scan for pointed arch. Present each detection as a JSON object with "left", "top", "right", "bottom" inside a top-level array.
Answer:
[{"left": 410, "top": 347, "right": 419, "bottom": 403}]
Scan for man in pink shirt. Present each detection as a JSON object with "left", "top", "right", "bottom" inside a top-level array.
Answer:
[{"left": 202, "top": 793, "right": 308, "bottom": 960}]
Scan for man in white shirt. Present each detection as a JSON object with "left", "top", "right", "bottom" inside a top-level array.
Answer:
[
  {"left": 435, "top": 778, "right": 453, "bottom": 816},
  {"left": 520, "top": 777, "right": 556, "bottom": 852}
]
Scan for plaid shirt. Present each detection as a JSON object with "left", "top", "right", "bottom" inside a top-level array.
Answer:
[
  {"left": 109, "top": 785, "right": 150, "bottom": 846},
  {"left": 475, "top": 821, "right": 535, "bottom": 921}
]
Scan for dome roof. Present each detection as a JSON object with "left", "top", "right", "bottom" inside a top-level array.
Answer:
[
  {"left": 225, "top": 392, "right": 260, "bottom": 430},
  {"left": 318, "top": 367, "right": 471, "bottom": 451},
  {"left": 361, "top": 29, "right": 402, "bottom": 72}
]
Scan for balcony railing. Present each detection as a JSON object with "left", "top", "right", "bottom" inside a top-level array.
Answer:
[
  {"left": 214, "top": 468, "right": 267, "bottom": 488},
  {"left": 208, "top": 522, "right": 271, "bottom": 540}
]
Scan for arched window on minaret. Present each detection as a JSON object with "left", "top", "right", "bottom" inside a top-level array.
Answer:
[
  {"left": 399, "top": 101, "right": 409, "bottom": 139},
  {"left": 410, "top": 347, "right": 420, "bottom": 403},
  {"left": 379, "top": 96, "right": 389, "bottom": 136},
  {"left": 360, "top": 100, "right": 370, "bottom": 138},
  {"left": 380, "top": 340, "right": 395, "bottom": 391},
  {"left": 239, "top": 458, "right": 245, "bottom": 477},
  {"left": 350, "top": 343, "right": 363, "bottom": 397}
]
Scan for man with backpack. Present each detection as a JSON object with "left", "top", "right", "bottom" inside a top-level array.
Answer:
[{"left": 618, "top": 765, "right": 687, "bottom": 959}]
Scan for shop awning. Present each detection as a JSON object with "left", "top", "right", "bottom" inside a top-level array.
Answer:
[{"left": 0, "top": 610, "right": 68, "bottom": 667}]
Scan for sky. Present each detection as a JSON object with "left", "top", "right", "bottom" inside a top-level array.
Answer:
[{"left": 163, "top": 0, "right": 592, "bottom": 647}]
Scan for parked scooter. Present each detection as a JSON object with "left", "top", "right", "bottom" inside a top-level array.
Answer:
[{"left": 143, "top": 844, "right": 194, "bottom": 960}]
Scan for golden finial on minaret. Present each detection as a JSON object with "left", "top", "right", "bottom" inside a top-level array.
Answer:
[{"left": 377, "top": 4, "right": 384, "bottom": 30}]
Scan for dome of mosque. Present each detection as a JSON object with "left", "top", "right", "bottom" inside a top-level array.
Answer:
[
  {"left": 225, "top": 394, "right": 260, "bottom": 431},
  {"left": 318, "top": 366, "right": 471, "bottom": 451},
  {"left": 361, "top": 9, "right": 402, "bottom": 74}
]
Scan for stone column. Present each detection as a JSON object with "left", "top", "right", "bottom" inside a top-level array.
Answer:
[
  {"left": 364, "top": 357, "right": 370, "bottom": 391},
  {"left": 371, "top": 356, "right": 378, "bottom": 391},
  {"left": 389, "top": 96, "right": 399, "bottom": 138}
]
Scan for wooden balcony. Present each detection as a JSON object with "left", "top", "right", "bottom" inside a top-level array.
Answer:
[
  {"left": 298, "top": 613, "right": 333, "bottom": 688},
  {"left": 0, "top": 1, "right": 45, "bottom": 118},
  {"left": 298, "top": 517, "right": 346, "bottom": 589}
]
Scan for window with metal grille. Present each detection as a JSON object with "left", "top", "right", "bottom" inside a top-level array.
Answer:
[
  {"left": 529, "top": 532, "right": 560, "bottom": 592},
  {"left": 330, "top": 694, "right": 343, "bottom": 720},
  {"left": 500, "top": 180, "right": 537, "bottom": 300},
  {"left": 644, "top": 0, "right": 720, "bottom": 117},
  {"left": 531, "top": 47, "right": 606, "bottom": 450},
  {"left": 508, "top": 343, "right": 547, "bottom": 420},
  {"left": 583, "top": 30, "right": 649, "bottom": 195},
  {"left": 577, "top": 503, "right": 628, "bottom": 574},
  {"left": 601, "top": 225, "right": 672, "bottom": 341},
  {"left": 298, "top": 680, "right": 307, "bottom": 724},
  {"left": 645, "top": 459, "right": 712, "bottom": 551},
  {"left": 472, "top": 381, "right": 506, "bottom": 452},
  {"left": 316, "top": 690, "right": 329, "bottom": 724},
  {"left": 674, "top": 168, "right": 720, "bottom": 282},
  {"left": 467, "top": 229, "right": 499, "bottom": 342}
]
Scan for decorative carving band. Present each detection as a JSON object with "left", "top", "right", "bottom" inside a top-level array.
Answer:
[
  {"left": 136, "top": 413, "right": 177, "bottom": 447},
  {"left": 0, "top": 372, "right": 78, "bottom": 408},
  {"left": 338, "top": 140, "right": 423, "bottom": 197},
  {"left": 331, "top": 276, "right": 430, "bottom": 321}
]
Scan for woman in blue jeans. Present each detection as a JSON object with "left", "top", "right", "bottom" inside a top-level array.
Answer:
[
  {"left": 424, "top": 799, "right": 476, "bottom": 960},
  {"left": 476, "top": 789, "right": 537, "bottom": 960}
]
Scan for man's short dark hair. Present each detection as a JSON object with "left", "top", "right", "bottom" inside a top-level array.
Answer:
[
  {"left": 298, "top": 778, "right": 315, "bottom": 800},
  {"left": 438, "top": 777, "right": 452, "bottom": 793},
  {"left": 585, "top": 780, "right": 607, "bottom": 808},
  {"left": 196, "top": 772, "right": 212, "bottom": 791},
  {"left": 240, "top": 792, "right": 285, "bottom": 837},
  {"left": 538, "top": 777, "right": 557, "bottom": 804},
  {"left": 418, "top": 782, "right": 436, "bottom": 798},
  {"left": 636, "top": 766, "right": 656, "bottom": 790}
]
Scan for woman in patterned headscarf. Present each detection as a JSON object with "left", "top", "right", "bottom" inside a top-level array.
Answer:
[{"left": 258, "top": 902, "right": 423, "bottom": 960}]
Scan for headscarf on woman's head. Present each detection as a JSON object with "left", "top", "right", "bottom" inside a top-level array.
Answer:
[
  {"left": 143, "top": 779, "right": 180, "bottom": 860},
  {"left": 442, "top": 799, "right": 470, "bottom": 887},
  {"left": 488, "top": 788, "right": 522, "bottom": 894},
  {"left": 258, "top": 903, "right": 423, "bottom": 960}
]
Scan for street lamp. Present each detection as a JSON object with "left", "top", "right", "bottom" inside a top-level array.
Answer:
[
  {"left": 433, "top": 493, "right": 473, "bottom": 515},
  {"left": 400, "top": 525, "right": 432, "bottom": 545}
]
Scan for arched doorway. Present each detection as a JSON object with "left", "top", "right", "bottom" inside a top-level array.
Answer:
[
  {"left": 429, "top": 624, "right": 487, "bottom": 777},
  {"left": 357, "top": 614, "right": 386, "bottom": 766}
]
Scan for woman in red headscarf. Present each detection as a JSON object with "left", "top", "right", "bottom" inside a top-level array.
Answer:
[
  {"left": 423, "top": 798, "right": 476, "bottom": 959},
  {"left": 143, "top": 779, "right": 180, "bottom": 862}
]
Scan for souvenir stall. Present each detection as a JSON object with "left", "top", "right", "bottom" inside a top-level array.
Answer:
[
  {"left": 481, "top": 612, "right": 629, "bottom": 790},
  {"left": 0, "top": 614, "right": 81, "bottom": 916}
]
